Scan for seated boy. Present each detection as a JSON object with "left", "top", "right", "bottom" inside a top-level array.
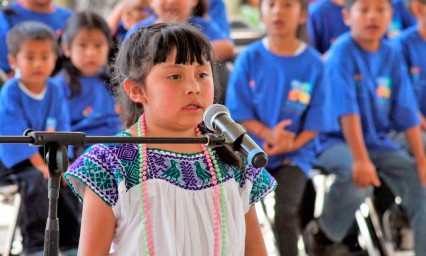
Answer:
[
  {"left": 309, "top": 0, "right": 426, "bottom": 255},
  {"left": 0, "top": 21, "right": 79, "bottom": 256}
]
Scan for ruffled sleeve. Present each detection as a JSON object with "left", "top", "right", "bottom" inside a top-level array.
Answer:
[
  {"left": 64, "top": 144, "right": 120, "bottom": 207},
  {"left": 233, "top": 161, "right": 276, "bottom": 212}
]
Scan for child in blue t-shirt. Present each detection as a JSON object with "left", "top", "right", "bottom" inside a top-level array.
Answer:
[
  {"left": 391, "top": 0, "right": 426, "bottom": 152},
  {"left": 311, "top": 0, "right": 426, "bottom": 255},
  {"left": 208, "top": 0, "right": 232, "bottom": 38},
  {"left": 53, "top": 11, "right": 122, "bottom": 158},
  {"left": 0, "top": 0, "right": 73, "bottom": 75},
  {"left": 226, "top": 0, "right": 335, "bottom": 255},
  {"left": 307, "top": 0, "right": 349, "bottom": 54},
  {"left": 0, "top": 21, "right": 79, "bottom": 256}
]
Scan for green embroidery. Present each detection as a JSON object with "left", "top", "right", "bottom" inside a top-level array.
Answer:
[
  {"left": 163, "top": 159, "right": 182, "bottom": 182},
  {"left": 195, "top": 161, "right": 210, "bottom": 185}
]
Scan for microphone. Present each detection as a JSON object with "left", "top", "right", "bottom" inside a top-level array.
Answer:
[{"left": 203, "top": 104, "right": 268, "bottom": 168}]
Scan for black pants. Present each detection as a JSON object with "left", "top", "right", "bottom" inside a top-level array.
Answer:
[
  {"left": 268, "top": 164, "right": 308, "bottom": 256},
  {"left": 11, "top": 161, "right": 81, "bottom": 254}
]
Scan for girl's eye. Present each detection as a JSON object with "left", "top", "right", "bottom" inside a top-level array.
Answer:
[
  {"left": 168, "top": 74, "right": 181, "bottom": 80},
  {"left": 199, "top": 72, "right": 209, "bottom": 78}
]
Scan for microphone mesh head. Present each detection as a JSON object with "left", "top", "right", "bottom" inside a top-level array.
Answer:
[{"left": 203, "top": 104, "right": 230, "bottom": 131}]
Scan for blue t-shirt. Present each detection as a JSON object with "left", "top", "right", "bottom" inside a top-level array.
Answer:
[
  {"left": 0, "top": 78, "right": 70, "bottom": 168},
  {"left": 0, "top": 3, "right": 72, "bottom": 72},
  {"left": 225, "top": 39, "right": 336, "bottom": 174},
  {"left": 393, "top": 26, "right": 426, "bottom": 117},
  {"left": 307, "top": 0, "right": 349, "bottom": 54},
  {"left": 0, "top": 12, "right": 10, "bottom": 73},
  {"left": 388, "top": 0, "right": 416, "bottom": 38},
  {"left": 53, "top": 73, "right": 121, "bottom": 136},
  {"left": 125, "top": 15, "right": 228, "bottom": 42},
  {"left": 321, "top": 33, "right": 419, "bottom": 151},
  {"left": 208, "top": 0, "right": 231, "bottom": 39}
]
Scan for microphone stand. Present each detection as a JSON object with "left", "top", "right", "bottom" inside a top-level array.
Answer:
[{"left": 0, "top": 130, "right": 226, "bottom": 256}]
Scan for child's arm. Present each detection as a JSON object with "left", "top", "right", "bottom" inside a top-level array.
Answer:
[
  {"left": 78, "top": 188, "right": 115, "bottom": 255},
  {"left": 404, "top": 126, "right": 426, "bottom": 186},
  {"left": 29, "top": 152, "right": 49, "bottom": 179},
  {"left": 340, "top": 114, "right": 381, "bottom": 188},
  {"left": 419, "top": 113, "right": 426, "bottom": 131},
  {"left": 211, "top": 40, "right": 235, "bottom": 62},
  {"left": 244, "top": 206, "right": 267, "bottom": 256}
]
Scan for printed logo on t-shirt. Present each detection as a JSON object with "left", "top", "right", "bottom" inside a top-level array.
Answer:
[
  {"left": 411, "top": 67, "right": 421, "bottom": 82},
  {"left": 83, "top": 106, "right": 93, "bottom": 117},
  {"left": 288, "top": 80, "right": 313, "bottom": 105},
  {"left": 249, "top": 79, "right": 256, "bottom": 88},
  {"left": 354, "top": 74, "right": 363, "bottom": 86},
  {"left": 387, "top": 20, "right": 402, "bottom": 39},
  {"left": 46, "top": 117, "right": 57, "bottom": 132},
  {"left": 376, "top": 77, "right": 392, "bottom": 104}
]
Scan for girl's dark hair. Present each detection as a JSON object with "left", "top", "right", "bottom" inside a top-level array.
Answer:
[
  {"left": 59, "top": 11, "right": 113, "bottom": 98},
  {"left": 6, "top": 21, "right": 56, "bottom": 56},
  {"left": 193, "top": 0, "right": 209, "bottom": 17},
  {"left": 113, "top": 23, "right": 240, "bottom": 166}
]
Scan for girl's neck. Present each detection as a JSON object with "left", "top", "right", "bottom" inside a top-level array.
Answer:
[
  {"left": 129, "top": 121, "right": 202, "bottom": 153},
  {"left": 267, "top": 35, "right": 302, "bottom": 56},
  {"left": 156, "top": 16, "right": 188, "bottom": 24}
]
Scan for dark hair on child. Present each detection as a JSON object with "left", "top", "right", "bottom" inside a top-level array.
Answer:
[
  {"left": 6, "top": 21, "right": 56, "bottom": 56},
  {"left": 59, "top": 11, "right": 113, "bottom": 99},
  {"left": 113, "top": 23, "right": 240, "bottom": 167},
  {"left": 344, "top": 0, "right": 392, "bottom": 9},
  {"left": 193, "top": 0, "right": 209, "bottom": 17},
  {"left": 259, "top": 0, "right": 309, "bottom": 42}
]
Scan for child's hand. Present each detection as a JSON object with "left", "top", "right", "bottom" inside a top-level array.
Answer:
[
  {"left": 352, "top": 160, "right": 381, "bottom": 188},
  {"left": 61, "top": 173, "right": 68, "bottom": 187},
  {"left": 262, "top": 120, "right": 295, "bottom": 155},
  {"left": 37, "top": 165, "right": 49, "bottom": 179},
  {"left": 263, "top": 120, "right": 294, "bottom": 145},
  {"left": 416, "top": 158, "right": 426, "bottom": 186}
]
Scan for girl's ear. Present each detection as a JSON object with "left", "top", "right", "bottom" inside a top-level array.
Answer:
[
  {"left": 7, "top": 54, "right": 17, "bottom": 70},
  {"left": 123, "top": 79, "right": 147, "bottom": 104},
  {"left": 342, "top": 8, "right": 351, "bottom": 27},
  {"left": 61, "top": 42, "right": 71, "bottom": 58},
  {"left": 299, "top": 9, "right": 308, "bottom": 24}
]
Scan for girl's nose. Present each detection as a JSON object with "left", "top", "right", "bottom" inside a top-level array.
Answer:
[{"left": 185, "top": 80, "right": 201, "bottom": 95}]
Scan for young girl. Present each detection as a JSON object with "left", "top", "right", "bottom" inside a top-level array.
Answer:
[
  {"left": 226, "top": 0, "right": 335, "bottom": 255},
  {"left": 124, "top": 0, "right": 234, "bottom": 62},
  {"left": 64, "top": 23, "right": 276, "bottom": 255},
  {"left": 53, "top": 11, "right": 121, "bottom": 157}
]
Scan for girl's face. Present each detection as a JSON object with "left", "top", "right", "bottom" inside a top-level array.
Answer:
[
  {"left": 343, "top": 0, "right": 392, "bottom": 49},
  {"left": 261, "top": 0, "right": 307, "bottom": 39},
  {"left": 149, "top": 0, "right": 198, "bottom": 23},
  {"left": 126, "top": 53, "right": 214, "bottom": 134},
  {"left": 62, "top": 28, "right": 109, "bottom": 76}
]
